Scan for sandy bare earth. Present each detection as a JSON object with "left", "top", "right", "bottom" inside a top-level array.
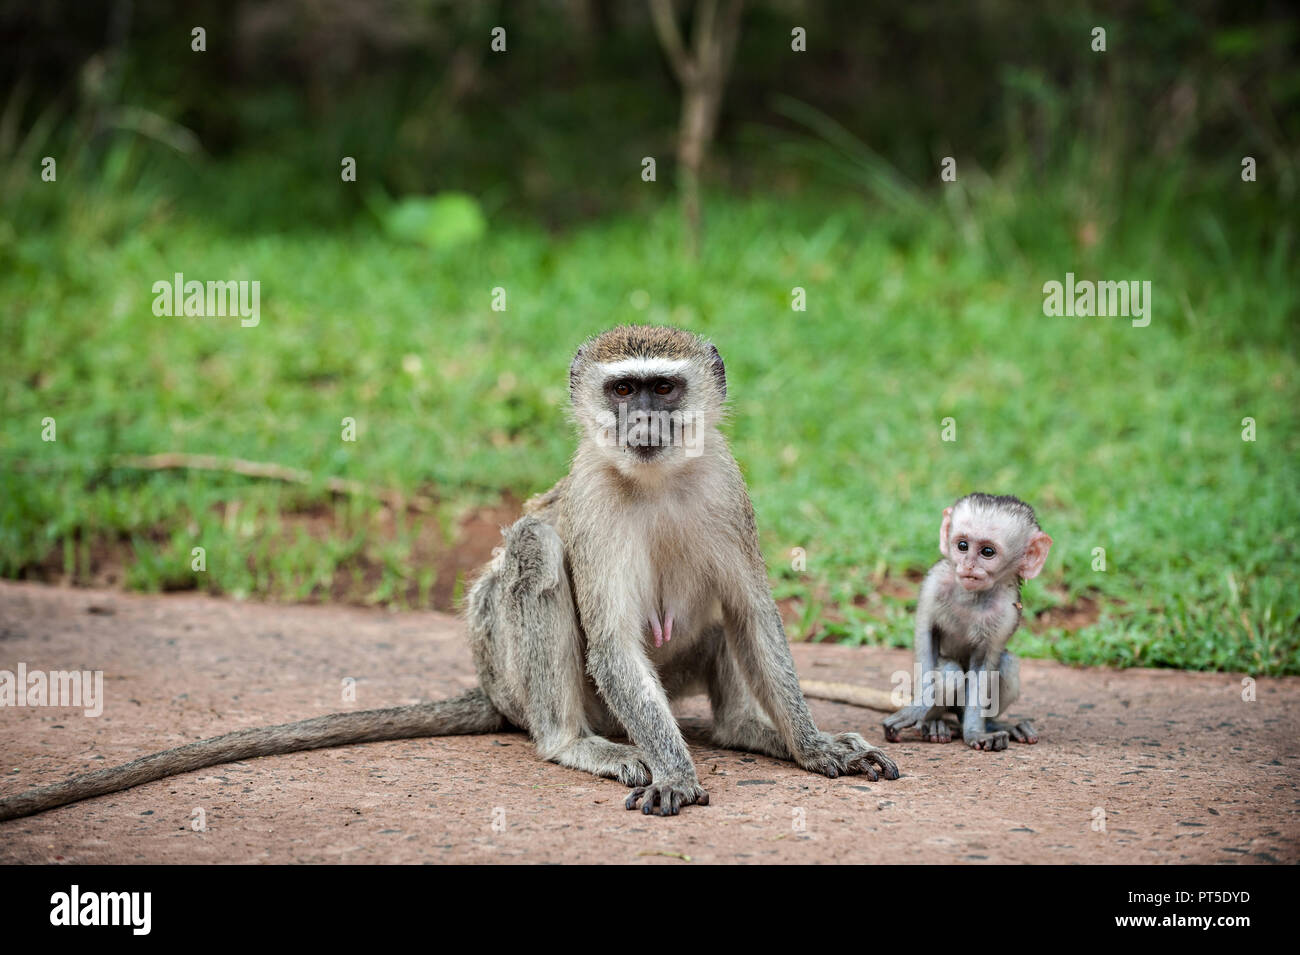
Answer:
[{"left": 0, "top": 580, "right": 1295, "bottom": 864}]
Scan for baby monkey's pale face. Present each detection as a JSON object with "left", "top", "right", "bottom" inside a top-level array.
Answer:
[
  {"left": 939, "top": 497, "right": 1053, "bottom": 592},
  {"left": 947, "top": 525, "right": 1017, "bottom": 591}
]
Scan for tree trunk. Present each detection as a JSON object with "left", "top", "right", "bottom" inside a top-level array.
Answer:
[{"left": 648, "top": 0, "right": 744, "bottom": 256}]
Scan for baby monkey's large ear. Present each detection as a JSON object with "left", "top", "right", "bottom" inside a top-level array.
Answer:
[
  {"left": 939, "top": 507, "right": 954, "bottom": 557},
  {"left": 1019, "top": 532, "right": 1053, "bottom": 580}
]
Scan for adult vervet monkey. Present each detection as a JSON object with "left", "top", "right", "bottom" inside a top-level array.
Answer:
[
  {"left": 0, "top": 325, "right": 897, "bottom": 822},
  {"left": 472, "top": 325, "right": 899, "bottom": 814}
]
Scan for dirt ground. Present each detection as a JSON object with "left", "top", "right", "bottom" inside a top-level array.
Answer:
[{"left": 0, "top": 580, "right": 1295, "bottom": 864}]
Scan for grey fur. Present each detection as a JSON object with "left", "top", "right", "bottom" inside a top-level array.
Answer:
[
  {"left": 475, "top": 325, "right": 898, "bottom": 814},
  {"left": 0, "top": 325, "right": 897, "bottom": 823},
  {"left": 882, "top": 493, "right": 1052, "bottom": 750}
]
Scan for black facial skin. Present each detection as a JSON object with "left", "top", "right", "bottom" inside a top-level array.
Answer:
[{"left": 605, "top": 376, "right": 687, "bottom": 458}]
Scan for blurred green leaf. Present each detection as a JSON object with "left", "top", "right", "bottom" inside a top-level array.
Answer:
[{"left": 378, "top": 192, "right": 487, "bottom": 251}]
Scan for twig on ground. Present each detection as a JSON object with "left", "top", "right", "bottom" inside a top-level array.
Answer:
[{"left": 114, "top": 453, "right": 436, "bottom": 512}]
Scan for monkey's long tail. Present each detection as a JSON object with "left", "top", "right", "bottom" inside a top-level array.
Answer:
[
  {"left": 0, "top": 688, "right": 506, "bottom": 822},
  {"left": 799, "top": 680, "right": 896, "bottom": 712}
]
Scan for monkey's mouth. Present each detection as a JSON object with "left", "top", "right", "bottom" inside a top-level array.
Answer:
[
  {"left": 958, "top": 575, "right": 987, "bottom": 590},
  {"left": 628, "top": 442, "right": 667, "bottom": 460}
]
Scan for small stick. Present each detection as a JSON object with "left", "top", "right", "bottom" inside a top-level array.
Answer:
[
  {"left": 114, "top": 453, "right": 436, "bottom": 512},
  {"left": 799, "top": 680, "right": 897, "bottom": 712}
]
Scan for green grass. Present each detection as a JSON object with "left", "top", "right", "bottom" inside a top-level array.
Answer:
[{"left": 1, "top": 165, "right": 1296, "bottom": 674}]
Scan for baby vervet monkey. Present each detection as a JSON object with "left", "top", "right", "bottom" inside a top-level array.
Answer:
[{"left": 882, "top": 493, "right": 1052, "bottom": 751}]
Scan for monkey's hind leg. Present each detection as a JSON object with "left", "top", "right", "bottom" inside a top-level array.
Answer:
[
  {"left": 984, "top": 651, "right": 1038, "bottom": 744},
  {"left": 706, "top": 630, "right": 794, "bottom": 761},
  {"left": 708, "top": 629, "right": 896, "bottom": 780},
  {"left": 919, "top": 659, "right": 965, "bottom": 743},
  {"left": 481, "top": 515, "right": 651, "bottom": 787},
  {"left": 884, "top": 659, "right": 966, "bottom": 743}
]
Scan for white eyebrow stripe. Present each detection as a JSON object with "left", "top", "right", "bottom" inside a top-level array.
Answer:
[{"left": 597, "top": 357, "right": 692, "bottom": 379}]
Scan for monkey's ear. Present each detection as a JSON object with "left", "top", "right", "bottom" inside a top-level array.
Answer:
[
  {"left": 939, "top": 507, "right": 954, "bottom": 557},
  {"left": 1019, "top": 532, "right": 1052, "bottom": 580},
  {"left": 568, "top": 347, "right": 586, "bottom": 398},
  {"left": 708, "top": 344, "right": 726, "bottom": 399}
]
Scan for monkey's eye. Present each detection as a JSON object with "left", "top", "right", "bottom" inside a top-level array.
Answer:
[
  {"left": 613, "top": 381, "right": 634, "bottom": 397},
  {"left": 956, "top": 540, "right": 969, "bottom": 552},
  {"left": 653, "top": 379, "right": 674, "bottom": 396},
  {"left": 980, "top": 546, "right": 996, "bottom": 558}
]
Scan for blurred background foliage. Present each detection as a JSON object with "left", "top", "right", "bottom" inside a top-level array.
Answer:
[
  {"left": 4, "top": 1, "right": 1296, "bottom": 234},
  {"left": 0, "top": 0, "right": 1296, "bottom": 673}
]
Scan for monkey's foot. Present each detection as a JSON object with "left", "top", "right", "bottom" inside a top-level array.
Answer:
[
  {"left": 612, "top": 756, "right": 654, "bottom": 786},
  {"left": 882, "top": 705, "right": 930, "bottom": 743},
  {"left": 921, "top": 719, "right": 952, "bottom": 743},
  {"left": 624, "top": 776, "right": 709, "bottom": 816},
  {"left": 599, "top": 744, "right": 653, "bottom": 787},
  {"left": 552, "top": 737, "right": 651, "bottom": 787},
  {"left": 965, "top": 730, "right": 1009, "bottom": 751},
  {"left": 799, "top": 732, "right": 900, "bottom": 781},
  {"left": 988, "top": 719, "right": 1038, "bottom": 744}
]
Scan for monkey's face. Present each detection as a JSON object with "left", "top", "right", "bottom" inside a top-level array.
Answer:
[
  {"left": 567, "top": 327, "right": 728, "bottom": 479},
  {"left": 572, "top": 366, "right": 720, "bottom": 475},
  {"left": 584, "top": 368, "right": 710, "bottom": 475},
  {"left": 949, "top": 532, "right": 1014, "bottom": 591},
  {"left": 941, "top": 505, "right": 1024, "bottom": 591}
]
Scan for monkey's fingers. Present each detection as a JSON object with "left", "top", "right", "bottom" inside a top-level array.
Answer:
[
  {"left": 860, "top": 764, "right": 878, "bottom": 781},
  {"left": 647, "top": 786, "right": 677, "bottom": 816},
  {"left": 865, "top": 749, "right": 900, "bottom": 780},
  {"left": 881, "top": 706, "right": 928, "bottom": 742},
  {"left": 967, "top": 731, "right": 1009, "bottom": 751},
  {"left": 846, "top": 748, "right": 900, "bottom": 781},
  {"left": 1010, "top": 721, "right": 1038, "bottom": 744},
  {"left": 624, "top": 783, "right": 708, "bottom": 816},
  {"left": 921, "top": 719, "right": 952, "bottom": 743}
]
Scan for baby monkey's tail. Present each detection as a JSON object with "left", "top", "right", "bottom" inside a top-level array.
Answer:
[{"left": 0, "top": 688, "right": 505, "bottom": 822}]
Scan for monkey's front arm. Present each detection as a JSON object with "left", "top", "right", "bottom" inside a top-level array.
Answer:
[
  {"left": 582, "top": 612, "right": 710, "bottom": 816},
  {"left": 959, "top": 652, "right": 1009, "bottom": 751},
  {"left": 882, "top": 603, "right": 939, "bottom": 742}
]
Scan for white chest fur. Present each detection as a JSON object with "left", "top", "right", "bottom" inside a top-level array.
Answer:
[{"left": 632, "top": 493, "right": 725, "bottom": 653}]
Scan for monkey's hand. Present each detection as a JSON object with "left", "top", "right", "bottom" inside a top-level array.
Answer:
[
  {"left": 882, "top": 705, "right": 930, "bottom": 743},
  {"left": 964, "top": 729, "right": 1009, "bottom": 752},
  {"left": 797, "top": 731, "right": 900, "bottom": 781},
  {"left": 624, "top": 775, "right": 709, "bottom": 816}
]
